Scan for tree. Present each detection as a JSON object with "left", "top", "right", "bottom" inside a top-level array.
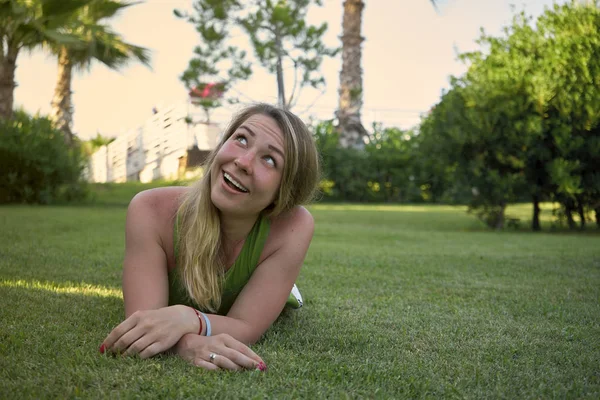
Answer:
[
  {"left": 421, "top": 81, "right": 528, "bottom": 229},
  {"left": 415, "top": 107, "right": 465, "bottom": 204},
  {"left": 81, "top": 131, "right": 115, "bottom": 156},
  {"left": 188, "top": 82, "right": 226, "bottom": 124},
  {"left": 535, "top": 1, "right": 600, "bottom": 229},
  {"left": 336, "top": 0, "right": 443, "bottom": 149},
  {"left": 0, "top": 0, "right": 94, "bottom": 121},
  {"left": 419, "top": 1, "right": 600, "bottom": 230},
  {"left": 175, "top": 0, "right": 338, "bottom": 111},
  {"left": 365, "top": 125, "right": 418, "bottom": 202},
  {"left": 49, "top": 0, "right": 150, "bottom": 146},
  {"left": 336, "top": 0, "right": 366, "bottom": 149}
]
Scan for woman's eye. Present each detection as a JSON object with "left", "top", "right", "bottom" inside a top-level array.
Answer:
[
  {"left": 235, "top": 135, "right": 247, "bottom": 145},
  {"left": 264, "top": 156, "right": 276, "bottom": 167}
]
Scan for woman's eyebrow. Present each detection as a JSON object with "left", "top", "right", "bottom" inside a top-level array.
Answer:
[
  {"left": 239, "top": 125, "right": 285, "bottom": 160},
  {"left": 239, "top": 125, "right": 256, "bottom": 137},
  {"left": 268, "top": 145, "right": 285, "bottom": 160}
]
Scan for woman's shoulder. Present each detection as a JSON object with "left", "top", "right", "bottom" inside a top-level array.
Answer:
[
  {"left": 125, "top": 187, "right": 190, "bottom": 265},
  {"left": 268, "top": 206, "right": 315, "bottom": 241},
  {"left": 256, "top": 206, "right": 314, "bottom": 266},
  {"left": 127, "top": 186, "right": 189, "bottom": 225}
]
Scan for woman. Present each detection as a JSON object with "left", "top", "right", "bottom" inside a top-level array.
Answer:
[{"left": 100, "top": 104, "right": 320, "bottom": 371}]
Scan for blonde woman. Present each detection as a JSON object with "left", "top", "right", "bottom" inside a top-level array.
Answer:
[{"left": 100, "top": 104, "right": 319, "bottom": 372}]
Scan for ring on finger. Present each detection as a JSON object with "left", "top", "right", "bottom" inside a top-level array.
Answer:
[{"left": 209, "top": 353, "right": 218, "bottom": 363}]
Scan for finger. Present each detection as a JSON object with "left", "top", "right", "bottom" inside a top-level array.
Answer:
[
  {"left": 103, "top": 316, "right": 138, "bottom": 351},
  {"left": 218, "top": 347, "right": 259, "bottom": 370},
  {"left": 138, "top": 342, "right": 166, "bottom": 359},
  {"left": 113, "top": 326, "right": 146, "bottom": 354},
  {"left": 210, "top": 354, "right": 241, "bottom": 371},
  {"left": 193, "top": 359, "right": 219, "bottom": 370},
  {"left": 123, "top": 333, "right": 153, "bottom": 357},
  {"left": 223, "top": 336, "right": 264, "bottom": 364}
]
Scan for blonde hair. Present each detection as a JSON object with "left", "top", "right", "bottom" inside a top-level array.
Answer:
[{"left": 176, "top": 104, "right": 320, "bottom": 311}]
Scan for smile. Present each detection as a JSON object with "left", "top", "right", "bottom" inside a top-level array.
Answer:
[{"left": 223, "top": 171, "right": 249, "bottom": 193}]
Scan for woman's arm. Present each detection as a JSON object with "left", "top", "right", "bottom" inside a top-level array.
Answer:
[
  {"left": 202, "top": 206, "right": 315, "bottom": 344},
  {"left": 101, "top": 189, "right": 265, "bottom": 370},
  {"left": 102, "top": 190, "right": 200, "bottom": 355},
  {"left": 169, "top": 208, "right": 313, "bottom": 370},
  {"left": 122, "top": 190, "right": 171, "bottom": 315}
]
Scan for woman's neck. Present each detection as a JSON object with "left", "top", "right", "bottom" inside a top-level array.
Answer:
[{"left": 219, "top": 212, "right": 260, "bottom": 249}]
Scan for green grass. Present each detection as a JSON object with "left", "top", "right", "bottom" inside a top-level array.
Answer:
[
  {"left": 1, "top": 183, "right": 599, "bottom": 398},
  {"left": 85, "top": 181, "right": 192, "bottom": 207}
]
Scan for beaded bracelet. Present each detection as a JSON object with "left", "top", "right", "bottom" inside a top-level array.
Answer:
[{"left": 190, "top": 307, "right": 203, "bottom": 335}]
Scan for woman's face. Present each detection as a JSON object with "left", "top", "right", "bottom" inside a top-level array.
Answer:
[{"left": 210, "top": 114, "right": 285, "bottom": 217}]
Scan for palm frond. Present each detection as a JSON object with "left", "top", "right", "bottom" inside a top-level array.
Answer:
[
  {"left": 82, "top": 0, "right": 141, "bottom": 23},
  {"left": 90, "top": 31, "right": 151, "bottom": 70},
  {"left": 42, "top": 29, "right": 86, "bottom": 48},
  {"left": 45, "top": 0, "right": 151, "bottom": 71},
  {"left": 1, "top": 0, "right": 93, "bottom": 50},
  {"left": 41, "top": 0, "right": 94, "bottom": 20},
  {"left": 65, "top": 23, "right": 150, "bottom": 71}
]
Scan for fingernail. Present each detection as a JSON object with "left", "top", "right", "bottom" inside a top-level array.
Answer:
[
  {"left": 99, "top": 344, "right": 105, "bottom": 354},
  {"left": 256, "top": 362, "right": 267, "bottom": 372}
]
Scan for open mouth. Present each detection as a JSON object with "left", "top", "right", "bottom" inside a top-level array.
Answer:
[{"left": 223, "top": 171, "right": 249, "bottom": 193}]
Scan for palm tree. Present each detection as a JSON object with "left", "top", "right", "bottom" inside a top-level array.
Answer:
[
  {"left": 337, "top": 0, "right": 366, "bottom": 149},
  {"left": 337, "top": 0, "right": 441, "bottom": 149},
  {"left": 0, "top": 0, "right": 94, "bottom": 121},
  {"left": 49, "top": 0, "right": 151, "bottom": 146}
]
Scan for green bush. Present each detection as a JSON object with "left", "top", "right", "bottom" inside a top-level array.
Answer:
[
  {"left": 313, "top": 121, "right": 425, "bottom": 203},
  {"left": 0, "top": 110, "right": 88, "bottom": 204}
]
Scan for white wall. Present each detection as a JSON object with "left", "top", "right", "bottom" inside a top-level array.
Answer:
[
  {"left": 88, "top": 102, "right": 222, "bottom": 183},
  {"left": 88, "top": 146, "right": 108, "bottom": 183},
  {"left": 194, "top": 123, "right": 222, "bottom": 150}
]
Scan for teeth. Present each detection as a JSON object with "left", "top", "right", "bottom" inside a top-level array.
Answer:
[{"left": 224, "top": 172, "right": 248, "bottom": 192}]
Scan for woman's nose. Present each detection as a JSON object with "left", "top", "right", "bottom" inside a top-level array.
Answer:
[{"left": 234, "top": 152, "right": 254, "bottom": 174}]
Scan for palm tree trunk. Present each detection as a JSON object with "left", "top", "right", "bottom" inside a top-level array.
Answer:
[
  {"left": 50, "top": 47, "right": 75, "bottom": 146},
  {"left": 0, "top": 42, "right": 20, "bottom": 121},
  {"left": 337, "top": 0, "right": 367, "bottom": 149}
]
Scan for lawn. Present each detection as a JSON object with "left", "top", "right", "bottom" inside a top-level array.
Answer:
[{"left": 1, "top": 183, "right": 599, "bottom": 399}]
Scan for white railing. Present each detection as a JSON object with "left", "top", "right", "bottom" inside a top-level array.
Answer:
[{"left": 87, "top": 102, "right": 221, "bottom": 183}]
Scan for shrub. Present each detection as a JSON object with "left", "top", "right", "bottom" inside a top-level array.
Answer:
[
  {"left": 0, "top": 110, "right": 88, "bottom": 204},
  {"left": 313, "top": 120, "right": 423, "bottom": 203}
]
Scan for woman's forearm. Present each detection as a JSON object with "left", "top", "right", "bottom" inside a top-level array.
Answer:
[{"left": 199, "top": 313, "right": 260, "bottom": 344}]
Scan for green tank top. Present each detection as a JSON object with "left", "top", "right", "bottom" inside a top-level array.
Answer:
[{"left": 169, "top": 214, "right": 270, "bottom": 315}]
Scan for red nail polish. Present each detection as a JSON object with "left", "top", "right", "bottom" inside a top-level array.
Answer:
[
  {"left": 257, "top": 362, "right": 267, "bottom": 372},
  {"left": 99, "top": 344, "right": 105, "bottom": 354}
]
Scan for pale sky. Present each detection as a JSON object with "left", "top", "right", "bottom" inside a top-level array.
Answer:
[{"left": 13, "top": 0, "right": 565, "bottom": 139}]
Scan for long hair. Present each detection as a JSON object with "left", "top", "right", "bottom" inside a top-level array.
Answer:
[{"left": 176, "top": 104, "right": 320, "bottom": 311}]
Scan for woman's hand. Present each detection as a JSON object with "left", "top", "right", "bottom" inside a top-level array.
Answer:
[
  {"left": 101, "top": 305, "right": 198, "bottom": 358},
  {"left": 174, "top": 333, "right": 267, "bottom": 371}
]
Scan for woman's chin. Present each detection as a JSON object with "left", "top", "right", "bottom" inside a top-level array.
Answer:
[
  {"left": 211, "top": 183, "right": 275, "bottom": 218},
  {"left": 211, "top": 194, "right": 252, "bottom": 216},
  {"left": 213, "top": 198, "right": 273, "bottom": 219}
]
